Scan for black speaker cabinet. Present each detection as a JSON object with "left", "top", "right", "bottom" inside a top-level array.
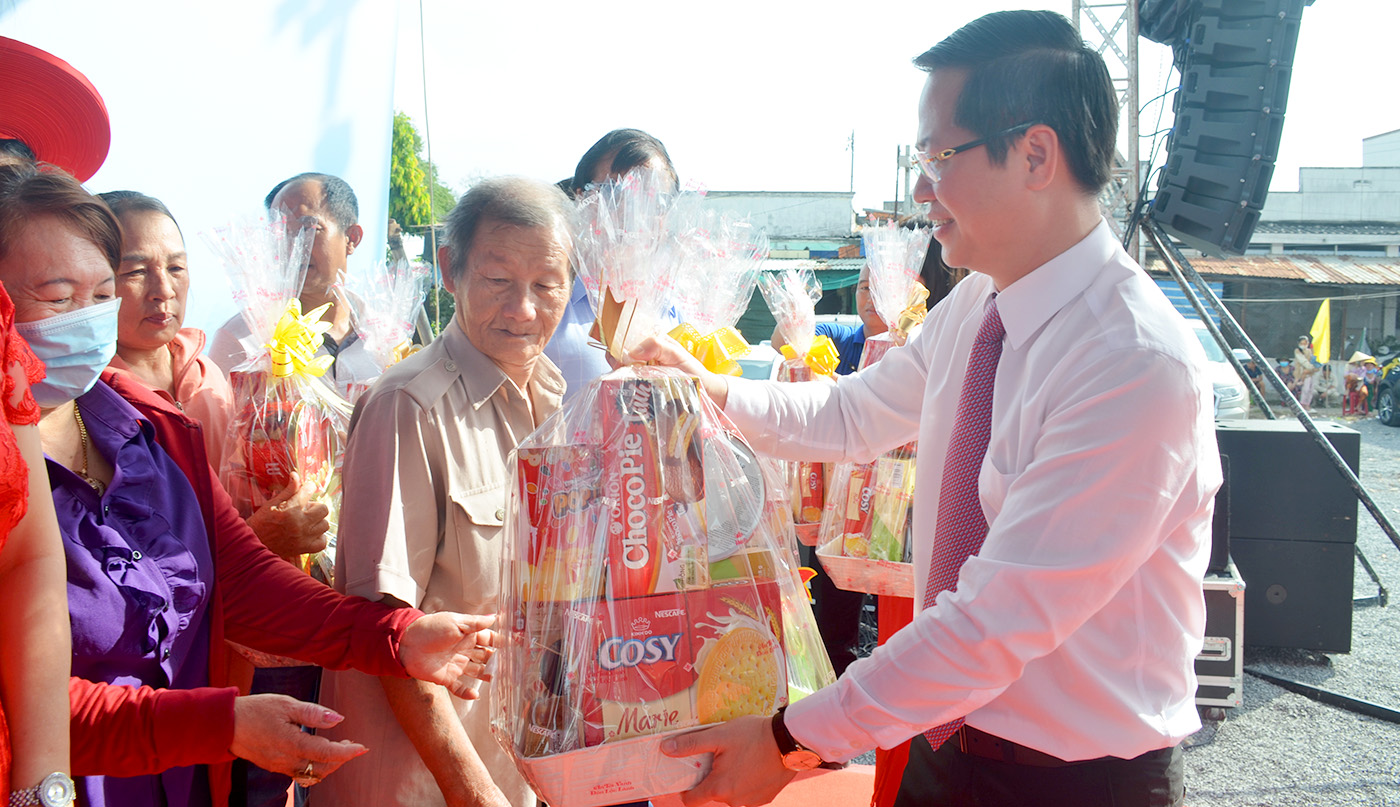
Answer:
[
  {"left": 1230, "top": 537, "right": 1352, "bottom": 652},
  {"left": 1149, "top": 0, "right": 1306, "bottom": 256},
  {"left": 1214, "top": 420, "right": 1358, "bottom": 652},
  {"left": 1215, "top": 420, "right": 1359, "bottom": 544}
]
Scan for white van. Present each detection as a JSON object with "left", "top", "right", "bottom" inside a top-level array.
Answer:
[{"left": 1190, "top": 319, "right": 1250, "bottom": 420}]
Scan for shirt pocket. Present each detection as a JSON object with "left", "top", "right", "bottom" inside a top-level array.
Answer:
[
  {"left": 444, "top": 483, "right": 509, "bottom": 612},
  {"left": 978, "top": 459, "right": 1020, "bottom": 518}
]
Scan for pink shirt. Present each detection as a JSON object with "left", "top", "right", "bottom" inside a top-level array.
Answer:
[{"left": 107, "top": 328, "right": 234, "bottom": 471}]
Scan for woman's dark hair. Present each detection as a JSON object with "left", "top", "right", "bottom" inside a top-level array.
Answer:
[
  {"left": 899, "top": 215, "right": 966, "bottom": 306},
  {"left": 913, "top": 10, "right": 1118, "bottom": 193},
  {"left": 0, "top": 138, "right": 36, "bottom": 164},
  {"left": 97, "top": 190, "right": 183, "bottom": 241},
  {"left": 0, "top": 162, "right": 120, "bottom": 271},
  {"left": 570, "top": 129, "right": 678, "bottom": 198}
]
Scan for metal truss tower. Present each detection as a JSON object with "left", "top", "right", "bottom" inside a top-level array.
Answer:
[{"left": 1073, "top": 0, "right": 1141, "bottom": 255}]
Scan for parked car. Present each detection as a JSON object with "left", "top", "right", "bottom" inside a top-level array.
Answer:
[
  {"left": 735, "top": 341, "right": 783, "bottom": 380},
  {"left": 1373, "top": 353, "right": 1400, "bottom": 426},
  {"left": 1190, "top": 320, "right": 1250, "bottom": 420}
]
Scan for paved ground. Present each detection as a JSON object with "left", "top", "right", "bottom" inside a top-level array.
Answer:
[{"left": 850, "top": 405, "right": 1400, "bottom": 803}]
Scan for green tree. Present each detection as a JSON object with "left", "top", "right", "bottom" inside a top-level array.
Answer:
[
  {"left": 389, "top": 111, "right": 457, "bottom": 228},
  {"left": 389, "top": 112, "right": 431, "bottom": 227}
]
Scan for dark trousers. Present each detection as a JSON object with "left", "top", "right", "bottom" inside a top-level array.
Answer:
[
  {"left": 231, "top": 665, "right": 323, "bottom": 807},
  {"left": 892, "top": 732, "right": 1185, "bottom": 807},
  {"left": 800, "top": 545, "right": 867, "bottom": 676}
]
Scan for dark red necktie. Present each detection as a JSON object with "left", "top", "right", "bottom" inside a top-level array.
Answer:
[{"left": 923, "top": 294, "right": 1005, "bottom": 748}]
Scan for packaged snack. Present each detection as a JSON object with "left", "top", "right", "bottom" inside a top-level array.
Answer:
[
  {"left": 496, "top": 366, "right": 833, "bottom": 807},
  {"left": 204, "top": 215, "right": 352, "bottom": 583}
]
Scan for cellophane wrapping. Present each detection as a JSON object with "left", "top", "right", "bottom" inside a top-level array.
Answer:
[
  {"left": 859, "top": 222, "right": 931, "bottom": 361},
  {"left": 571, "top": 169, "right": 695, "bottom": 360},
  {"left": 344, "top": 258, "right": 431, "bottom": 398},
  {"left": 758, "top": 268, "right": 831, "bottom": 543},
  {"left": 494, "top": 366, "right": 834, "bottom": 806},
  {"left": 203, "top": 215, "right": 353, "bottom": 584},
  {"left": 669, "top": 211, "right": 766, "bottom": 352}
]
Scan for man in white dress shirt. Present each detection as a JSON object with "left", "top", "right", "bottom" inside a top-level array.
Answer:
[{"left": 640, "top": 11, "right": 1220, "bottom": 807}]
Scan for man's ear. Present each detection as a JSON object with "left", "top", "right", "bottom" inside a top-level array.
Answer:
[
  {"left": 1022, "top": 124, "right": 1059, "bottom": 192},
  {"left": 345, "top": 223, "right": 364, "bottom": 255},
  {"left": 439, "top": 246, "right": 457, "bottom": 294}
]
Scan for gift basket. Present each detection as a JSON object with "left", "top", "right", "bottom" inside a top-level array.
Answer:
[
  {"left": 493, "top": 173, "right": 832, "bottom": 807},
  {"left": 343, "top": 258, "right": 432, "bottom": 401},
  {"left": 204, "top": 215, "right": 353, "bottom": 584},
  {"left": 814, "top": 224, "right": 931, "bottom": 597},
  {"left": 757, "top": 268, "right": 841, "bottom": 546}
]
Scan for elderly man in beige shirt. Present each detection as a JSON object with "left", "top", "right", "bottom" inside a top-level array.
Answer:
[{"left": 316, "top": 177, "right": 573, "bottom": 807}]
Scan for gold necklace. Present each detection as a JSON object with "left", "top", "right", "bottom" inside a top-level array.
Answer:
[{"left": 72, "top": 404, "right": 107, "bottom": 496}]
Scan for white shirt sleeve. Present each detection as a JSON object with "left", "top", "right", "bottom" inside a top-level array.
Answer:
[
  {"left": 785, "top": 346, "right": 1215, "bottom": 762},
  {"left": 723, "top": 326, "right": 933, "bottom": 464}
]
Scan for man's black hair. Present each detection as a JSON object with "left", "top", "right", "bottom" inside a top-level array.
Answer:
[
  {"left": 263, "top": 172, "right": 359, "bottom": 230},
  {"left": 914, "top": 10, "right": 1118, "bottom": 193},
  {"left": 571, "top": 129, "right": 678, "bottom": 198}
]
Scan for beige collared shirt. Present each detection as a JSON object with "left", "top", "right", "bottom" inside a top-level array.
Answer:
[{"left": 316, "top": 317, "right": 562, "bottom": 807}]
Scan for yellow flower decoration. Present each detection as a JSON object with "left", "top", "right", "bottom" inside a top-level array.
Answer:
[{"left": 265, "top": 300, "right": 335, "bottom": 379}]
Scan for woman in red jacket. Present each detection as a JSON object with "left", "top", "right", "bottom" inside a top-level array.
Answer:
[{"left": 0, "top": 161, "right": 495, "bottom": 807}]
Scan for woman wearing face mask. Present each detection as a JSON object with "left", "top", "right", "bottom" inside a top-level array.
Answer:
[
  {"left": 0, "top": 244, "right": 76, "bottom": 807},
  {"left": 0, "top": 162, "right": 500, "bottom": 807}
]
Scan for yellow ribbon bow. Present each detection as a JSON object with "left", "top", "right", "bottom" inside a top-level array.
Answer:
[
  {"left": 669, "top": 323, "right": 751, "bottom": 376},
  {"left": 892, "top": 282, "right": 931, "bottom": 344},
  {"left": 265, "top": 300, "right": 335, "bottom": 379},
  {"left": 780, "top": 334, "right": 841, "bottom": 377},
  {"left": 390, "top": 340, "right": 420, "bottom": 366}
]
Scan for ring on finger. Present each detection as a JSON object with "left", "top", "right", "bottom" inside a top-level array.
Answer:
[{"left": 293, "top": 761, "right": 322, "bottom": 787}]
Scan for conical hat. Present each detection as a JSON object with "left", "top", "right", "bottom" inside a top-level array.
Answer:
[{"left": 1347, "top": 351, "right": 1375, "bottom": 364}]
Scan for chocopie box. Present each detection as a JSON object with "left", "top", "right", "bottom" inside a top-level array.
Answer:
[{"left": 599, "top": 376, "right": 709, "bottom": 600}]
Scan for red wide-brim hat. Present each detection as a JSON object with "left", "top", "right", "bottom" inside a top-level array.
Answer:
[{"left": 0, "top": 36, "right": 110, "bottom": 181}]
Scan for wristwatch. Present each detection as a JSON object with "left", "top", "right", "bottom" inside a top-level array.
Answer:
[
  {"left": 771, "top": 706, "right": 823, "bottom": 771},
  {"left": 10, "top": 772, "right": 76, "bottom": 807}
]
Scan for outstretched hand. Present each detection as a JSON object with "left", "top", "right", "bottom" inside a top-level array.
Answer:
[
  {"left": 398, "top": 612, "right": 497, "bottom": 700},
  {"left": 661, "top": 714, "right": 796, "bottom": 806},
  {"left": 628, "top": 334, "right": 732, "bottom": 408}
]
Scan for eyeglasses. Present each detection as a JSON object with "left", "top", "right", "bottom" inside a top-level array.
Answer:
[{"left": 911, "top": 122, "right": 1038, "bottom": 183}]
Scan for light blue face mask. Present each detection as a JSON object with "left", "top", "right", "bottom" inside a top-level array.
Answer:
[{"left": 14, "top": 299, "right": 121, "bottom": 407}]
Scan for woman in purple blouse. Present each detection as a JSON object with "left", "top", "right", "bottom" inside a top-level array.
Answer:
[{"left": 0, "top": 162, "right": 498, "bottom": 807}]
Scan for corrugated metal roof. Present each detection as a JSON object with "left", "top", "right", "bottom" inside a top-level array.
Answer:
[
  {"left": 1254, "top": 221, "right": 1400, "bottom": 236},
  {"left": 759, "top": 258, "right": 865, "bottom": 272},
  {"left": 1145, "top": 254, "right": 1400, "bottom": 286}
]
